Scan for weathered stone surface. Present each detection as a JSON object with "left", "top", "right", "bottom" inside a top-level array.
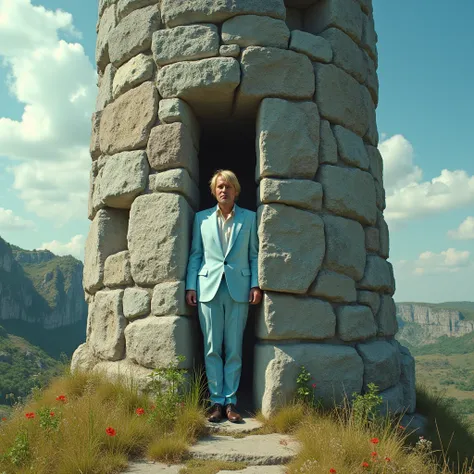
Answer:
[
  {"left": 379, "top": 383, "right": 404, "bottom": 416},
  {"left": 363, "top": 87, "right": 379, "bottom": 146},
  {"left": 151, "top": 281, "right": 191, "bottom": 316},
  {"left": 94, "top": 358, "right": 153, "bottom": 391},
  {"left": 238, "top": 47, "right": 315, "bottom": 112},
  {"left": 314, "top": 63, "right": 368, "bottom": 137},
  {"left": 100, "top": 82, "right": 158, "bottom": 155},
  {"left": 305, "top": 0, "right": 363, "bottom": 43},
  {"left": 95, "top": 150, "right": 149, "bottom": 208},
  {"left": 71, "top": 343, "right": 98, "bottom": 373},
  {"left": 149, "top": 169, "right": 199, "bottom": 210},
  {"left": 108, "top": 5, "right": 161, "bottom": 68},
  {"left": 366, "top": 145, "right": 383, "bottom": 184},
  {"left": 319, "top": 120, "right": 337, "bottom": 164},
  {"left": 257, "top": 99, "right": 319, "bottom": 180},
  {"left": 258, "top": 204, "right": 325, "bottom": 293},
  {"left": 358, "top": 0, "right": 373, "bottom": 14},
  {"left": 337, "top": 305, "right": 377, "bottom": 342},
  {"left": 333, "top": 125, "right": 369, "bottom": 170},
  {"left": 308, "top": 270, "right": 356, "bottom": 303},
  {"left": 321, "top": 214, "right": 366, "bottom": 281},
  {"left": 377, "top": 211, "right": 389, "bottom": 258},
  {"left": 259, "top": 178, "right": 322, "bottom": 212},
  {"left": 320, "top": 28, "right": 366, "bottom": 83},
  {"left": 365, "top": 227, "right": 379, "bottom": 253},
  {"left": 83, "top": 209, "right": 129, "bottom": 293},
  {"left": 152, "top": 24, "right": 219, "bottom": 66},
  {"left": 96, "top": 5, "right": 116, "bottom": 72},
  {"left": 289, "top": 30, "right": 332, "bottom": 62},
  {"left": 104, "top": 250, "right": 133, "bottom": 287},
  {"left": 90, "top": 112, "right": 102, "bottom": 160},
  {"left": 362, "top": 13, "right": 378, "bottom": 62},
  {"left": 365, "top": 52, "right": 379, "bottom": 106},
  {"left": 220, "top": 44, "right": 240, "bottom": 58},
  {"left": 357, "top": 340, "right": 401, "bottom": 392},
  {"left": 123, "top": 287, "right": 151, "bottom": 319},
  {"left": 117, "top": 0, "right": 158, "bottom": 21},
  {"left": 375, "top": 179, "right": 386, "bottom": 211},
  {"left": 254, "top": 343, "right": 363, "bottom": 416},
  {"left": 318, "top": 165, "right": 377, "bottom": 225},
  {"left": 128, "top": 193, "right": 193, "bottom": 286},
  {"left": 357, "top": 290, "right": 380, "bottom": 316},
  {"left": 113, "top": 54, "right": 154, "bottom": 98},
  {"left": 161, "top": 0, "right": 286, "bottom": 27},
  {"left": 147, "top": 123, "right": 199, "bottom": 182},
  {"left": 376, "top": 295, "right": 398, "bottom": 336},
  {"left": 399, "top": 344, "right": 416, "bottom": 413},
  {"left": 358, "top": 255, "right": 394, "bottom": 294},
  {"left": 89, "top": 289, "right": 127, "bottom": 361},
  {"left": 96, "top": 63, "right": 116, "bottom": 111},
  {"left": 125, "top": 316, "right": 195, "bottom": 368},
  {"left": 88, "top": 166, "right": 99, "bottom": 221},
  {"left": 222, "top": 15, "right": 290, "bottom": 49},
  {"left": 157, "top": 57, "right": 241, "bottom": 118},
  {"left": 285, "top": 8, "right": 302, "bottom": 31}
]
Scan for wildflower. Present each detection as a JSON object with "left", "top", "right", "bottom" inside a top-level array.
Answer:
[
  {"left": 361, "top": 462, "right": 369, "bottom": 468},
  {"left": 56, "top": 395, "right": 67, "bottom": 403},
  {"left": 25, "top": 412, "right": 35, "bottom": 419},
  {"left": 329, "top": 469, "right": 336, "bottom": 473},
  {"left": 385, "top": 457, "right": 391, "bottom": 462},
  {"left": 50, "top": 412, "right": 55, "bottom": 417},
  {"left": 105, "top": 427, "right": 117, "bottom": 436},
  {"left": 370, "top": 437, "right": 379, "bottom": 444},
  {"left": 312, "top": 383, "right": 317, "bottom": 388},
  {"left": 135, "top": 407, "right": 145, "bottom": 416},
  {"left": 398, "top": 425, "right": 405, "bottom": 430},
  {"left": 1, "top": 417, "right": 6, "bottom": 421}
]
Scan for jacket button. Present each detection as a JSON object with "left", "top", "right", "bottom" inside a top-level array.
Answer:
[{"left": 224, "top": 261, "right": 228, "bottom": 265}]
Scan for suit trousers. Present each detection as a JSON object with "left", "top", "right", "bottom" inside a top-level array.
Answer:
[{"left": 198, "top": 278, "right": 249, "bottom": 406}]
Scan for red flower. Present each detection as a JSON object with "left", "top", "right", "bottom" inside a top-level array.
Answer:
[
  {"left": 312, "top": 383, "right": 317, "bottom": 388},
  {"left": 135, "top": 407, "right": 145, "bottom": 416},
  {"left": 105, "top": 427, "right": 116, "bottom": 436},
  {"left": 385, "top": 457, "right": 391, "bottom": 462},
  {"left": 56, "top": 395, "right": 67, "bottom": 403},
  {"left": 371, "top": 451, "right": 377, "bottom": 457},
  {"left": 50, "top": 412, "right": 55, "bottom": 417},
  {"left": 398, "top": 425, "right": 405, "bottom": 430},
  {"left": 370, "top": 437, "right": 379, "bottom": 444},
  {"left": 1, "top": 417, "right": 6, "bottom": 421},
  {"left": 25, "top": 412, "right": 35, "bottom": 419},
  {"left": 361, "top": 462, "right": 369, "bottom": 468},
  {"left": 329, "top": 469, "right": 336, "bottom": 473}
]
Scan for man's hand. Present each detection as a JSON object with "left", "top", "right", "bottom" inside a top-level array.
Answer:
[
  {"left": 249, "top": 287, "right": 262, "bottom": 305},
  {"left": 186, "top": 290, "right": 197, "bottom": 306}
]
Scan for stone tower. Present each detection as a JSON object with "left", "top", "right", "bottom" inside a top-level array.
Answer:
[{"left": 72, "top": 0, "right": 416, "bottom": 417}]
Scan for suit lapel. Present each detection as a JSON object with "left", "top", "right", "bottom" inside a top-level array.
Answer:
[{"left": 225, "top": 205, "right": 243, "bottom": 257}]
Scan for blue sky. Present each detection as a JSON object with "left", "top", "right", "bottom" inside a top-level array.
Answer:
[{"left": 0, "top": 0, "right": 473, "bottom": 303}]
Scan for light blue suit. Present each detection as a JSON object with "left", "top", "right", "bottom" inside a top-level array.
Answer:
[{"left": 186, "top": 204, "right": 258, "bottom": 405}]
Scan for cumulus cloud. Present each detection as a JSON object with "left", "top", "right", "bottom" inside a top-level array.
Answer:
[
  {"left": 448, "top": 216, "right": 474, "bottom": 240},
  {"left": 40, "top": 234, "right": 85, "bottom": 260},
  {"left": 0, "top": 207, "right": 35, "bottom": 231}
]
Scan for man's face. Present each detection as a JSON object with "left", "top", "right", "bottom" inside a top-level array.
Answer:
[{"left": 215, "top": 176, "right": 236, "bottom": 207}]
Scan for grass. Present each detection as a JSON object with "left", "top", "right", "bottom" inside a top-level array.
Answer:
[{"left": 179, "top": 459, "right": 248, "bottom": 474}]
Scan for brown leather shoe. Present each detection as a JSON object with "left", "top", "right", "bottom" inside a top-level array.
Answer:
[
  {"left": 207, "top": 403, "right": 224, "bottom": 422},
  {"left": 225, "top": 403, "right": 242, "bottom": 423}
]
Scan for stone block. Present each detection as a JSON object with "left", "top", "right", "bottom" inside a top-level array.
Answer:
[
  {"left": 318, "top": 165, "right": 377, "bottom": 225},
  {"left": 157, "top": 57, "right": 241, "bottom": 118},
  {"left": 256, "top": 292, "right": 336, "bottom": 340},
  {"left": 147, "top": 123, "right": 199, "bottom": 182},
  {"left": 151, "top": 281, "right": 191, "bottom": 316},
  {"left": 357, "top": 340, "right": 401, "bottom": 392},
  {"left": 220, "top": 44, "right": 240, "bottom": 57},
  {"left": 366, "top": 145, "right": 383, "bottom": 184},
  {"left": 89, "top": 289, "right": 127, "bottom": 361},
  {"left": 308, "top": 270, "right": 356, "bottom": 303},
  {"left": 365, "top": 227, "right": 379, "bottom": 253},
  {"left": 149, "top": 169, "right": 199, "bottom": 210},
  {"left": 108, "top": 5, "right": 161, "bottom": 68},
  {"left": 321, "top": 214, "right": 366, "bottom": 281},
  {"left": 376, "top": 295, "right": 398, "bottom": 336},
  {"left": 358, "top": 255, "right": 394, "bottom": 294},
  {"left": 222, "top": 15, "right": 290, "bottom": 49},
  {"left": 256, "top": 99, "right": 319, "bottom": 180},
  {"left": 152, "top": 24, "right": 219, "bottom": 66},
  {"left": 289, "top": 30, "right": 332, "bottom": 62},
  {"left": 123, "top": 287, "right": 151, "bottom": 319},
  {"left": 337, "top": 305, "right": 377, "bottom": 342},
  {"left": 88, "top": 165, "right": 100, "bottom": 221},
  {"left": 96, "top": 5, "right": 116, "bottom": 72},
  {"left": 363, "top": 87, "right": 379, "bottom": 146},
  {"left": 375, "top": 179, "right": 386, "bottom": 211},
  {"left": 90, "top": 112, "right": 102, "bottom": 160},
  {"left": 259, "top": 178, "right": 322, "bottom": 212},
  {"left": 357, "top": 290, "right": 380, "bottom": 316},
  {"left": 285, "top": 8, "right": 302, "bottom": 31},
  {"left": 95, "top": 150, "right": 149, "bottom": 209},
  {"left": 125, "top": 316, "right": 195, "bottom": 368},
  {"left": 333, "top": 125, "right": 369, "bottom": 170},
  {"left": 94, "top": 358, "right": 154, "bottom": 391},
  {"left": 238, "top": 47, "right": 315, "bottom": 112},
  {"left": 100, "top": 81, "right": 158, "bottom": 155},
  {"left": 379, "top": 384, "right": 404, "bottom": 416},
  {"left": 112, "top": 53, "right": 155, "bottom": 99},
  {"left": 117, "top": 0, "right": 159, "bottom": 21},
  {"left": 358, "top": 0, "right": 373, "bottom": 14},
  {"left": 314, "top": 63, "right": 368, "bottom": 137},
  {"left": 377, "top": 211, "right": 389, "bottom": 258},
  {"left": 365, "top": 52, "right": 379, "bottom": 106},
  {"left": 104, "top": 250, "right": 133, "bottom": 287},
  {"left": 96, "top": 63, "right": 116, "bottom": 112},
  {"left": 254, "top": 343, "right": 363, "bottom": 417},
  {"left": 71, "top": 343, "right": 98, "bottom": 373},
  {"left": 161, "top": 0, "right": 286, "bottom": 27},
  {"left": 258, "top": 204, "right": 324, "bottom": 293},
  {"left": 128, "top": 193, "right": 193, "bottom": 286},
  {"left": 399, "top": 344, "right": 416, "bottom": 413},
  {"left": 361, "top": 13, "right": 378, "bottom": 62},
  {"left": 319, "top": 120, "right": 337, "bottom": 164},
  {"left": 83, "top": 208, "right": 129, "bottom": 293}
]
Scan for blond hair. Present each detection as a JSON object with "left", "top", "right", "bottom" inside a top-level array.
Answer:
[{"left": 209, "top": 170, "right": 241, "bottom": 198}]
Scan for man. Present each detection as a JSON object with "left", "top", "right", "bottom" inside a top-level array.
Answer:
[{"left": 185, "top": 170, "right": 262, "bottom": 423}]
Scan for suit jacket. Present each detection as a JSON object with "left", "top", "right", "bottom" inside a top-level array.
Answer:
[{"left": 185, "top": 204, "right": 259, "bottom": 303}]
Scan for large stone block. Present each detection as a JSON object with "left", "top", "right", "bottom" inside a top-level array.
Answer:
[
  {"left": 108, "top": 5, "right": 161, "bottom": 68},
  {"left": 258, "top": 204, "right": 324, "bottom": 293},
  {"left": 96, "top": 5, "right": 117, "bottom": 72},
  {"left": 376, "top": 295, "right": 398, "bottom": 336},
  {"left": 365, "top": 52, "right": 379, "bottom": 106},
  {"left": 256, "top": 99, "right": 319, "bottom": 180},
  {"left": 289, "top": 30, "right": 332, "bottom": 62},
  {"left": 254, "top": 343, "right": 364, "bottom": 417},
  {"left": 361, "top": 13, "right": 378, "bottom": 62},
  {"left": 259, "top": 178, "right": 322, "bottom": 212},
  {"left": 123, "top": 287, "right": 151, "bottom": 319},
  {"left": 318, "top": 165, "right": 377, "bottom": 225},
  {"left": 319, "top": 120, "right": 337, "bottom": 164},
  {"left": 222, "top": 15, "right": 290, "bottom": 49},
  {"left": 90, "top": 112, "right": 102, "bottom": 160},
  {"left": 125, "top": 316, "right": 195, "bottom": 368},
  {"left": 157, "top": 57, "right": 241, "bottom": 118},
  {"left": 152, "top": 24, "right": 219, "bottom": 66},
  {"left": 117, "top": 0, "right": 159, "bottom": 21},
  {"left": 149, "top": 169, "right": 199, "bottom": 210},
  {"left": 337, "top": 305, "right": 377, "bottom": 342},
  {"left": 94, "top": 150, "right": 149, "bottom": 209},
  {"left": 89, "top": 289, "right": 127, "bottom": 361},
  {"left": 112, "top": 53, "right": 155, "bottom": 99},
  {"left": 104, "top": 250, "right": 133, "bottom": 287},
  {"left": 99, "top": 81, "right": 158, "bottom": 155},
  {"left": 366, "top": 145, "right": 383, "bottom": 184},
  {"left": 363, "top": 87, "right": 379, "bottom": 146},
  {"left": 358, "top": 255, "right": 394, "bottom": 294},
  {"left": 377, "top": 211, "right": 389, "bottom": 258},
  {"left": 321, "top": 214, "right": 366, "bottom": 281},
  {"left": 94, "top": 358, "right": 154, "bottom": 391},
  {"left": 96, "top": 63, "right": 116, "bottom": 112},
  {"left": 357, "top": 340, "right": 401, "bottom": 392},
  {"left": 308, "top": 270, "right": 356, "bottom": 303},
  {"left": 333, "top": 125, "right": 369, "bottom": 170},
  {"left": 83, "top": 209, "right": 129, "bottom": 293},
  {"left": 379, "top": 383, "right": 404, "bottom": 416},
  {"left": 365, "top": 227, "right": 380, "bottom": 253},
  {"left": 238, "top": 47, "right": 315, "bottom": 112},
  {"left": 151, "top": 281, "right": 191, "bottom": 316},
  {"left": 128, "top": 193, "right": 193, "bottom": 286},
  {"left": 357, "top": 290, "right": 380, "bottom": 316},
  {"left": 71, "top": 343, "right": 98, "bottom": 373},
  {"left": 147, "top": 123, "right": 199, "bottom": 182},
  {"left": 161, "top": 0, "right": 286, "bottom": 27},
  {"left": 257, "top": 292, "right": 336, "bottom": 341}
]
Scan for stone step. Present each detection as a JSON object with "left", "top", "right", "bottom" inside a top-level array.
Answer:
[
  {"left": 206, "top": 416, "right": 263, "bottom": 435},
  {"left": 124, "top": 462, "right": 287, "bottom": 473}
]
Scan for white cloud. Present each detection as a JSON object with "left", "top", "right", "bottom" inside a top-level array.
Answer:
[
  {"left": 0, "top": 207, "right": 35, "bottom": 231},
  {"left": 40, "top": 234, "right": 85, "bottom": 260},
  {"left": 448, "top": 216, "right": 474, "bottom": 240}
]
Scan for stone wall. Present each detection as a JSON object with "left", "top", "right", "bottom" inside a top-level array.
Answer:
[{"left": 73, "top": 0, "right": 416, "bottom": 417}]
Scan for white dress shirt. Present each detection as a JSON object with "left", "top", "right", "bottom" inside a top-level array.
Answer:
[{"left": 216, "top": 205, "right": 235, "bottom": 255}]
